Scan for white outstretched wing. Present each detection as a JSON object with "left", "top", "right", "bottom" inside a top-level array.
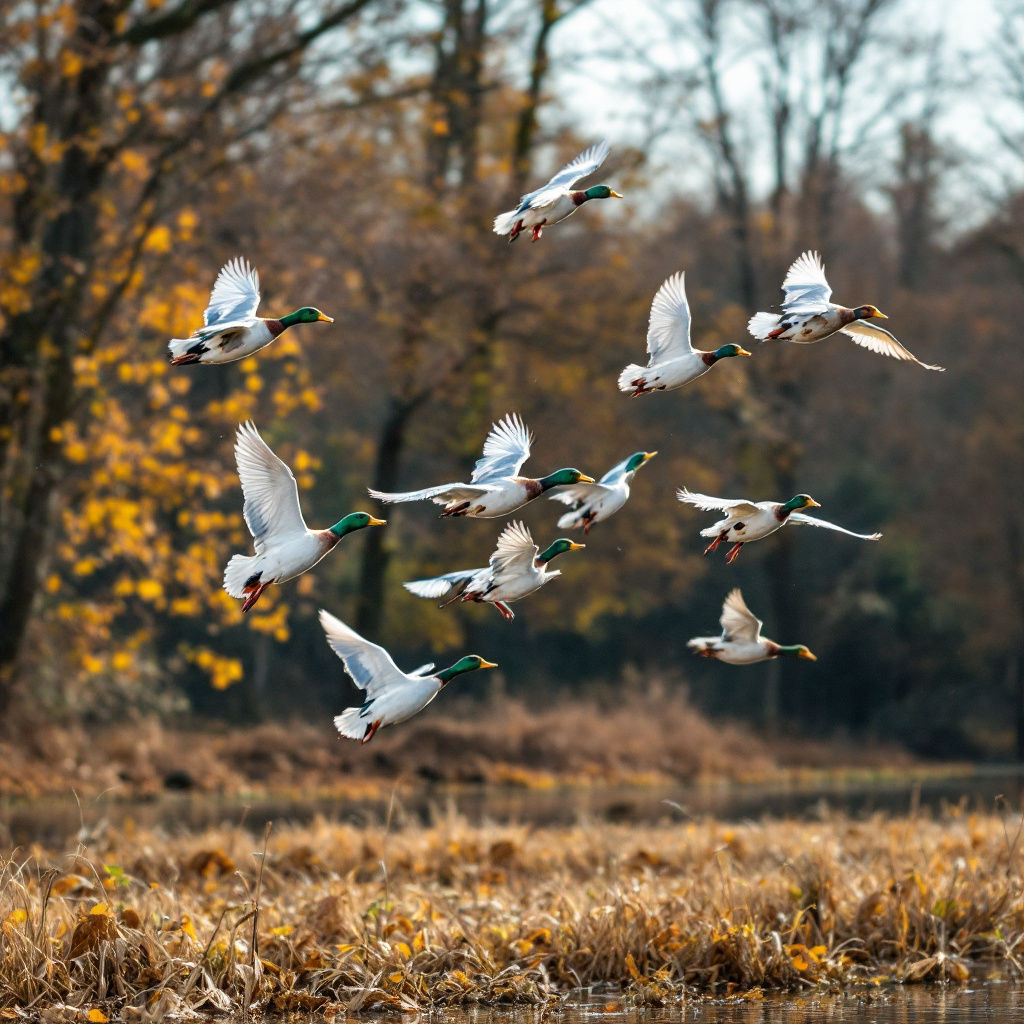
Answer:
[
  {"left": 520, "top": 139, "right": 610, "bottom": 208},
  {"left": 205, "top": 257, "right": 260, "bottom": 326},
  {"left": 471, "top": 413, "right": 533, "bottom": 483},
  {"left": 403, "top": 569, "right": 480, "bottom": 599},
  {"left": 408, "top": 663, "right": 437, "bottom": 678},
  {"left": 549, "top": 482, "right": 607, "bottom": 508},
  {"left": 235, "top": 421, "right": 306, "bottom": 550},
  {"left": 677, "top": 488, "right": 760, "bottom": 517},
  {"left": 720, "top": 589, "right": 762, "bottom": 643},
  {"left": 647, "top": 271, "right": 693, "bottom": 362},
  {"left": 319, "top": 610, "right": 410, "bottom": 698},
  {"left": 369, "top": 483, "right": 493, "bottom": 505},
  {"left": 788, "top": 512, "right": 881, "bottom": 540},
  {"left": 841, "top": 321, "right": 944, "bottom": 371},
  {"left": 489, "top": 520, "right": 538, "bottom": 579},
  {"left": 781, "top": 251, "right": 832, "bottom": 315}
]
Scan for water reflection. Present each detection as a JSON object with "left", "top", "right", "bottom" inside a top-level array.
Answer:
[
  {"left": 456, "top": 984, "right": 1023, "bottom": 1023},
  {"left": 3, "top": 769, "right": 1024, "bottom": 849}
]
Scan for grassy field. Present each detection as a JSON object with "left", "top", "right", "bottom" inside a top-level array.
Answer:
[{"left": 1, "top": 806, "right": 1022, "bottom": 1015}]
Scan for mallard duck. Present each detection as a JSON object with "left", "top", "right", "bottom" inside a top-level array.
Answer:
[
  {"left": 368, "top": 413, "right": 594, "bottom": 518},
  {"left": 404, "top": 521, "right": 584, "bottom": 621},
  {"left": 748, "top": 251, "right": 943, "bottom": 370},
  {"left": 321, "top": 610, "right": 496, "bottom": 744},
  {"left": 549, "top": 451, "right": 657, "bottom": 533},
  {"left": 493, "top": 140, "right": 622, "bottom": 242},
  {"left": 619, "top": 272, "right": 750, "bottom": 395},
  {"left": 688, "top": 589, "right": 816, "bottom": 664},
  {"left": 168, "top": 257, "right": 332, "bottom": 365},
  {"left": 677, "top": 488, "right": 881, "bottom": 564},
  {"left": 223, "top": 422, "right": 385, "bottom": 611}
]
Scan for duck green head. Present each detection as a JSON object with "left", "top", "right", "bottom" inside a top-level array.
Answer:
[
  {"left": 537, "top": 538, "right": 586, "bottom": 564},
  {"left": 852, "top": 304, "right": 886, "bottom": 321},
  {"left": 713, "top": 344, "right": 752, "bottom": 360},
  {"left": 625, "top": 451, "right": 658, "bottom": 473},
  {"left": 539, "top": 469, "right": 595, "bottom": 491},
  {"left": 435, "top": 655, "right": 498, "bottom": 686},
  {"left": 280, "top": 306, "right": 334, "bottom": 327},
  {"left": 583, "top": 185, "right": 624, "bottom": 200},
  {"left": 778, "top": 644, "right": 817, "bottom": 661},
  {"left": 329, "top": 512, "right": 387, "bottom": 537},
  {"left": 781, "top": 494, "right": 820, "bottom": 512}
]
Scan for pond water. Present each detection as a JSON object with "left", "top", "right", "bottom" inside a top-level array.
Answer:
[
  {"left": 3, "top": 767, "right": 1024, "bottom": 848},
  {"left": 477, "top": 983, "right": 1024, "bottom": 1022}
]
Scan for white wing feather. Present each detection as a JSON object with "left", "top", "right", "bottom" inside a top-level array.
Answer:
[
  {"left": 781, "top": 251, "right": 832, "bottom": 314},
  {"left": 719, "top": 589, "right": 762, "bottom": 643},
  {"left": 677, "top": 488, "right": 760, "bottom": 516},
  {"left": 489, "top": 521, "right": 538, "bottom": 578},
  {"left": 205, "top": 257, "right": 260, "bottom": 326},
  {"left": 234, "top": 421, "right": 306, "bottom": 549},
  {"left": 519, "top": 139, "right": 610, "bottom": 209},
  {"left": 369, "top": 483, "right": 493, "bottom": 505},
  {"left": 647, "top": 271, "right": 693, "bottom": 361},
  {"left": 788, "top": 512, "right": 881, "bottom": 540},
  {"left": 840, "top": 321, "right": 944, "bottom": 371},
  {"left": 471, "top": 414, "right": 533, "bottom": 483},
  {"left": 403, "top": 569, "right": 479, "bottom": 599},
  {"left": 319, "top": 609, "right": 410, "bottom": 699}
]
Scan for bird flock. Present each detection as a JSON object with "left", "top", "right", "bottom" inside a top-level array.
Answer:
[{"left": 168, "top": 141, "right": 944, "bottom": 745}]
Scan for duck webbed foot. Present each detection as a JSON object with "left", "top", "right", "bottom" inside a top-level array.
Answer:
[
  {"left": 724, "top": 542, "right": 744, "bottom": 564},
  {"left": 494, "top": 601, "right": 515, "bottom": 621},
  {"left": 531, "top": 224, "right": 543, "bottom": 241},
  {"left": 361, "top": 719, "right": 382, "bottom": 744},
  {"left": 441, "top": 501, "right": 471, "bottom": 517},
  {"left": 703, "top": 532, "right": 727, "bottom": 555}
]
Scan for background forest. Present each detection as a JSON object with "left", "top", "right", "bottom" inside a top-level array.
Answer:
[{"left": 1, "top": 0, "right": 1023, "bottom": 764}]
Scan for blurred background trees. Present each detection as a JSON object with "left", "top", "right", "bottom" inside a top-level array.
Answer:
[{"left": 0, "top": 0, "right": 1022, "bottom": 759}]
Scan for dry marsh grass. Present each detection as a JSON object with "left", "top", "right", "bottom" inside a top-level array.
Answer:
[
  {"left": 1, "top": 807, "right": 1022, "bottom": 1016},
  {"left": 0, "top": 688, "right": 913, "bottom": 799}
]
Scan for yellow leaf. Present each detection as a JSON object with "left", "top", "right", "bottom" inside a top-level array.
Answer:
[
  {"left": 271, "top": 926, "right": 294, "bottom": 937},
  {"left": 388, "top": 972, "right": 404, "bottom": 983},
  {"left": 181, "top": 915, "right": 198, "bottom": 941},
  {"left": 4, "top": 909, "right": 27, "bottom": 927},
  {"left": 88, "top": 1011, "right": 108, "bottom": 1023},
  {"left": 90, "top": 904, "right": 110, "bottom": 916},
  {"left": 395, "top": 942, "right": 411, "bottom": 958}
]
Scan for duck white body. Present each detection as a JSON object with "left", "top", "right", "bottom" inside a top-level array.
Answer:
[
  {"left": 369, "top": 414, "right": 593, "bottom": 519},
  {"left": 168, "top": 258, "right": 332, "bottom": 365},
  {"left": 677, "top": 488, "right": 881, "bottom": 564},
  {"left": 748, "top": 251, "right": 943, "bottom": 370},
  {"left": 688, "top": 589, "right": 816, "bottom": 664},
  {"left": 549, "top": 451, "right": 656, "bottom": 532},
  {"left": 493, "top": 140, "right": 621, "bottom": 241},
  {"left": 404, "top": 522, "right": 582, "bottom": 620},
  {"left": 321, "top": 611, "right": 495, "bottom": 743},
  {"left": 223, "top": 422, "right": 383, "bottom": 611},
  {"left": 619, "top": 272, "right": 750, "bottom": 395}
]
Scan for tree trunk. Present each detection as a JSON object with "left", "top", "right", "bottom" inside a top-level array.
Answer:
[{"left": 354, "top": 398, "right": 423, "bottom": 638}]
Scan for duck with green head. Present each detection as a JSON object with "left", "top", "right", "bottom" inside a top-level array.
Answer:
[
  {"left": 404, "top": 521, "right": 585, "bottom": 621},
  {"left": 493, "top": 140, "right": 622, "bottom": 242},
  {"left": 620, "top": 271, "right": 751, "bottom": 396},
  {"left": 370, "top": 413, "right": 594, "bottom": 519},
  {"left": 224, "top": 422, "right": 385, "bottom": 612},
  {"left": 689, "top": 589, "right": 818, "bottom": 664},
  {"left": 169, "top": 257, "right": 333, "bottom": 365},
  {"left": 747, "top": 250, "right": 943, "bottom": 370},
  {"left": 549, "top": 450, "right": 657, "bottom": 533},
  {"left": 677, "top": 488, "right": 881, "bottom": 564},
  {"left": 322, "top": 609, "right": 497, "bottom": 744}
]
